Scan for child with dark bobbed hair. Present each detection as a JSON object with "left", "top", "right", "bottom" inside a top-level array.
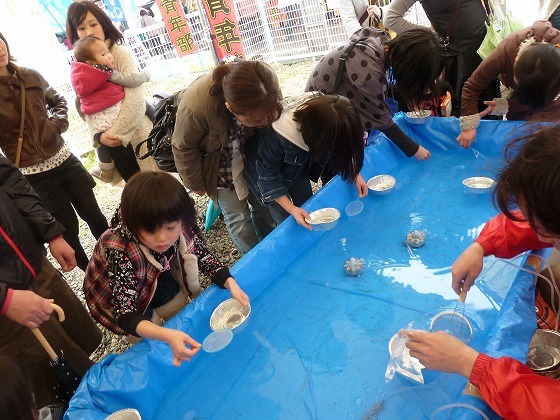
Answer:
[
  {"left": 515, "top": 42, "right": 560, "bottom": 112},
  {"left": 84, "top": 172, "right": 249, "bottom": 366},
  {"left": 244, "top": 93, "right": 367, "bottom": 227}
]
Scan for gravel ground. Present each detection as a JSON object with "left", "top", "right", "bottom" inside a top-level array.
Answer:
[{"left": 50, "top": 59, "right": 318, "bottom": 361}]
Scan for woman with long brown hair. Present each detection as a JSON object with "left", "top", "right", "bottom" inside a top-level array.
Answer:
[
  {"left": 0, "top": 32, "right": 108, "bottom": 271},
  {"left": 66, "top": 0, "right": 155, "bottom": 179},
  {"left": 172, "top": 61, "right": 282, "bottom": 255}
]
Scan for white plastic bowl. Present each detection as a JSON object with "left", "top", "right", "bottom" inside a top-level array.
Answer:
[
  {"left": 367, "top": 175, "right": 396, "bottom": 195},
  {"left": 462, "top": 177, "right": 494, "bottom": 194},
  {"left": 406, "top": 109, "right": 431, "bottom": 124},
  {"left": 306, "top": 208, "right": 341, "bottom": 231},
  {"left": 210, "top": 298, "right": 251, "bottom": 334}
]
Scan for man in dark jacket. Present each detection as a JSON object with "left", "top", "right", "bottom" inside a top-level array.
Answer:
[{"left": 0, "top": 155, "right": 102, "bottom": 410}]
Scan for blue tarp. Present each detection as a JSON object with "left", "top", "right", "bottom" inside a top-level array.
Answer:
[{"left": 67, "top": 115, "right": 542, "bottom": 419}]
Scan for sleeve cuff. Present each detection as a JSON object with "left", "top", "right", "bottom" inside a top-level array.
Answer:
[
  {"left": 93, "top": 132, "right": 103, "bottom": 148},
  {"left": 474, "top": 237, "right": 491, "bottom": 257},
  {"left": 1, "top": 288, "right": 14, "bottom": 315},
  {"left": 469, "top": 353, "right": 492, "bottom": 388},
  {"left": 117, "top": 311, "right": 150, "bottom": 337},
  {"left": 459, "top": 114, "right": 481, "bottom": 131},
  {"left": 212, "top": 267, "right": 231, "bottom": 289},
  {"left": 490, "top": 97, "right": 509, "bottom": 116},
  {"left": 47, "top": 234, "right": 63, "bottom": 244}
]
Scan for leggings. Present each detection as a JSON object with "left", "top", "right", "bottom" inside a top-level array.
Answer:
[
  {"left": 109, "top": 144, "right": 140, "bottom": 181},
  {"left": 51, "top": 191, "right": 108, "bottom": 271}
]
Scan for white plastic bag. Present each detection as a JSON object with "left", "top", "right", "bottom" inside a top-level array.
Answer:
[{"left": 385, "top": 323, "right": 425, "bottom": 384}]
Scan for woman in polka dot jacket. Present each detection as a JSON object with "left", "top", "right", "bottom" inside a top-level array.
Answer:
[{"left": 306, "top": 27, "right": 446, "bottom": 161}]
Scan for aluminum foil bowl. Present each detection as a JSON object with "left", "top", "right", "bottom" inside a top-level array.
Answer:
[
  {"left": 406, "top": 109, "right": 431, "bottom": 124},
  {"left": 367, "top": 175, "right": 396, "bottom": 195},
  {"left": 105, "top": 409, "right": 141, "bottom": 420},
  {"left": 462, "top": 177, "right": 494, "bottom": 194},
  {"left": 210, "top": 298, "right": 251, "bottom": 334},
  {"left": 527, "top": 329, "right": 560, "bottom": 379},
  {"left": 344, "top": 257, "right": 365, "bottom": 277},
  {"left": 306, "top": 208, "right": 341, "bottom": 231},
  {"left": 406, "top": 230, "right": 426, "bottom": 248}
]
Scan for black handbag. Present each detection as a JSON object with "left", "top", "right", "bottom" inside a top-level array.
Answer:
[{"left": 135, "top": 93, "right": 179, "bottom": 172}]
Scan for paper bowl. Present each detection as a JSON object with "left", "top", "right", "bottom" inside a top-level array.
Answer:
[
  {"left": 527, "top": 329, "right": 560, "bottom": 378},
  {"left": 462, "top": 177, "right": 495, "bottom": 194},
  {"left": 367, "top": 175, "right": 396, "bottom": 195},
  {"left": 210, "top": 298, "right": 251, "bottom": 334},
  {"left": 406, "top": 109, "right": 431, "bottom": 124},
  {"left": 306, "top": 208, "right": 341, "bottom": 231}
]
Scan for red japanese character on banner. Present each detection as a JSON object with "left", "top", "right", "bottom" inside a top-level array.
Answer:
[
  {"left": 201, "top": 0, "right": 245, "bottom": 60},
  {"left": 156, "top": 0, "right": 198, "bottom": 57}
]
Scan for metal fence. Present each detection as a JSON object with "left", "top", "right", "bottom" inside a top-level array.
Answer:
[{"left": 60, "top": 1, "right": 428, "bottom": 155}]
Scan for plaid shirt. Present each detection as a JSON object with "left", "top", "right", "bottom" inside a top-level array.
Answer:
[
  {"left": 217, "top": 119, "right": 245, "bottom": 190},
  {"left": 84, "top": 211, "right": 230, "bottom": 335}
]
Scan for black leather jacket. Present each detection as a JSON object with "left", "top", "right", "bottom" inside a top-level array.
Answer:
[
  {"left": 0, "top": 155, "right": 64, "bottom": 311},
  {"left": 0, "top": 64, "right": 68, "bottom": 167}
]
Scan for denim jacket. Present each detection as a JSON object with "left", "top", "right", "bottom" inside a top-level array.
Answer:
[{"left": 244, "top": 125, "right": 310, "bottom": 206}]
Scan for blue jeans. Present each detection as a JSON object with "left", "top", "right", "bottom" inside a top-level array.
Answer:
[{"left": 217, "top": 188, "right": 276, "bottom": 255}]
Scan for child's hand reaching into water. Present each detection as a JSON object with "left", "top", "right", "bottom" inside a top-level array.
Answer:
[
  {"left": 136, "top": 320, "right": 201, "bottom": 366},
  {"left": 414, "top": 145, "right": 431, "bottom": 160},
  {"left": 354, "top": 174, "right": 368, "bottom": 197},
  {"left": 225, "top": 277, "right": 250, "bottom": 306},
  {"left": 163, "top": 329, "right": 202, "bottom": 366}
]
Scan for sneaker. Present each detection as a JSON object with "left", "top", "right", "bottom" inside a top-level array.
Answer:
[{"left": 90, "top": 166, "right": 113, "bottom": 183}]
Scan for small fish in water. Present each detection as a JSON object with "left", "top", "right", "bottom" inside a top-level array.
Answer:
[{"left": 364, "top": 400, "right": 385, "bottom": 419}]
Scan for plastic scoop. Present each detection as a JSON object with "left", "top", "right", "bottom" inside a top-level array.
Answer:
[
  {"left": 345, "top": 199, "right": 364, "bottom": 216},
  {"left": 202, "top": 329, "right": 233, "bottom": 353}
]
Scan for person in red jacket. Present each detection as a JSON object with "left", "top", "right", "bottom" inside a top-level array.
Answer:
[{"left": 404, "top": 124, "right": 560, "bottom": 419}]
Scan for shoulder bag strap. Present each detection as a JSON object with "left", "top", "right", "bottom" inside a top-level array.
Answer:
[
  {"left": 483, "top": 0, "right": 491, "bottom": 16},
  {"left": 352, "top": 0, "right": 369, "bottom": 26},
  {"left": 443, "top": 0, "right": 462, "bottom": 48},
  {"left": 15, "top": 81, "right": 26, "bottom": 168},
  {"left": 358, "top": 11, "right": 369, "bottom": 25},
  {"left": 333, "top": 39, "right": 360, "bottom": 95}
]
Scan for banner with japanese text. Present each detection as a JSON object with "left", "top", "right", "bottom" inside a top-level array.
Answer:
[
  {"left": 201, "top": 0, "right": 245, "bottom": 60},
  {"left": 103, "top": 0, "right": 128, "bottom": 30},
  {"left": 155, "top": 0, "right": 198, "bottom": 57}
]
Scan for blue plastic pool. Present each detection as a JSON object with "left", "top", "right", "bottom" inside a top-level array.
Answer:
[{"left": 67, "top": 115, "right": 540, "bottom": 419}]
